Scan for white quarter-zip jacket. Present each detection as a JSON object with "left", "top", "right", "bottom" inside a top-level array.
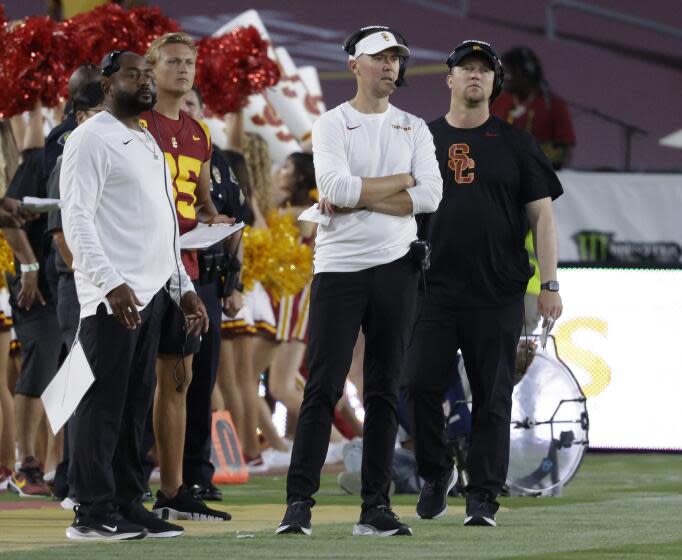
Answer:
[
  {"left": 312, "top": 101, "right": 442, "bottom": 273},
  {"left": 60, "top": 111, "right": 194, "bottom": 319}
]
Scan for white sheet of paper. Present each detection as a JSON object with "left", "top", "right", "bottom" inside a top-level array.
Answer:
[
  {"left": 180, "top": 222, "right": 245, "bottom": 250},
  {"left": 21, "top": 196, "right": 61, "bottom": 213},
  {"left": 41, "top": 340, "right": 95, "bottom": 434},
  {"left": 298, "top": 204, "right": 331, "bottom": 226}
]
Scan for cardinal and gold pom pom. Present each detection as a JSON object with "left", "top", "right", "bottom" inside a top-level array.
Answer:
[{"left": 242, "top": 211, "right": 312, "bottom": 298}]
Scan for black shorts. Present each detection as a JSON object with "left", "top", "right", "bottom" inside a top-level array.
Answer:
[
  {"left": 7, "top": 274, "right": 61, "bottom": 397},
  {"left": 13, "top": 304, "right": 62, "bottom": 397},
  {"left": 157, "top": 289, "right": 202, "bottom": 356}
]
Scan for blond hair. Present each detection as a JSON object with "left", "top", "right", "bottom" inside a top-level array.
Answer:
[
  {"left": 243, "top": 133, "right": 273, "bottom": 215},
  {"left": 145, "top": 32, "right": 197, "bottom": 66}
]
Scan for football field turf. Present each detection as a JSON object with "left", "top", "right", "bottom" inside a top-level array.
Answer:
[{"left": 1, "top": 453, "right": 681, "bottom": 559}]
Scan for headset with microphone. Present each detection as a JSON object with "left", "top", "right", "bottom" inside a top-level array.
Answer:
[{"left": 342, "top": 26, "right": 410, "bottom": 87}]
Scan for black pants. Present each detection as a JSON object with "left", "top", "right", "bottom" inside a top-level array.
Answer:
[
  {"left": 69, "top": 291, "right": 163, "bottom": 516},
  {"left": 183, "top": 279, "right": 223, "bottom": 487},
  {"left": 286, "top": 254, "right": 418, "bottom": 510},
  {"left": 403, "top": 297, "right": 524, "bottom": 498}
]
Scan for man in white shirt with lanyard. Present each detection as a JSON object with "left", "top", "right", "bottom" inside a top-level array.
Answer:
[
  {"left": 60, "top": 51, "right": 208, "bottom": 541},
  {"left": 277, "top": 26, "right": 442, "bottom": 538}
]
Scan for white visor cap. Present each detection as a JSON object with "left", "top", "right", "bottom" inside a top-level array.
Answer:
[{"left": 349, "top": 31, "right": 411, "bottom": 60}]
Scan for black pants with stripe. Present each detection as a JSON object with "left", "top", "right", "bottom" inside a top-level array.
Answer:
[
  {"left": 403, "top": 296, "right": 524, "bottom": 499},
  {"left": 286, "top": 254, "right": 419, "bottom": 511},
  {"left": 69, "top": 291, "right": 164, "bottom": 517}
]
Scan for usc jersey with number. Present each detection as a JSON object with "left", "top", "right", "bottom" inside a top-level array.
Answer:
[{"left": 140, "top": 109, "right": 212, "bottom": 279}]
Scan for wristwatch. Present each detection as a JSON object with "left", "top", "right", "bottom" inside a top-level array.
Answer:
[{"left": 540, "top": 280, "right": 560, "bottom": 292}]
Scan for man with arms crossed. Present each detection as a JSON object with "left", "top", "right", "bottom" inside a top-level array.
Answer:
[
  {"left": 61, "top": 51, "right": 209, "bottom": 540},
  {"left": 404, "top": 40, "right": 563, "bottom": 527},
  {"left": 277, "top": 26, "right": 441, "bottom": 537}
]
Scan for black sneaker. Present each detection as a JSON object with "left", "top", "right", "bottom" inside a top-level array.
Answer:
[
  {"left": 416, "top": 467, "right": 457, "bottom": 519},
  {"left": 275, "top": 500, "right": 312, "bottom": 535},
  {"left": 353, "top": 506, "right": 412, "bottom": 536},
  {"left": 191, "top": 483, "right": 223, "bottom": 501},
  {"left": 122, "top": 501, "right": 184, "bottom": 538},
  {"left": 464, "top": 494, "right": 499, "bottom": 527},
  {"left": 65, "top": 507, "right": 148, "bottom": 541},
  {"left": 152, "top": 485, "right": 231, "bottom": 521}
]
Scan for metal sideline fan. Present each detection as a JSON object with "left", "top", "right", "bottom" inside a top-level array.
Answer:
[{"left": 507, "top": 335, "right": 589, "bottom": 496}]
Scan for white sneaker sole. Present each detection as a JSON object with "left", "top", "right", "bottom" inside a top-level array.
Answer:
[
  {"left": 416, "top": 469, "right": 458, "bottom": 520},
  {"left": 352, "top": 523, "right": 412, "bottom": 536},
  {"left": 152, "top": 507, "right": 227, "bottom": 522},
  {"left": 275, "top": 523, "right": 312, "bottom": 536},
  {"left": 65, "top": 527, "right": 147, "bottom": 541},
  {"left": 463, "top": 514, "right": 497, "bottom": 527},
  {"left": 146, "top": 529, "right": 184, "bottom": 538}
]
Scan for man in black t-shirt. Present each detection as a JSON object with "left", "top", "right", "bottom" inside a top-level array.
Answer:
[{"left": 404, "top": 40, "right": 563, "bottom": 527}]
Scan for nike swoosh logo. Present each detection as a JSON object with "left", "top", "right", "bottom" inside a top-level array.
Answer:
[
  {"left": 101, "top": 524, "right": 117, "bottom": 532},
  {"left": 123, "top": 139, "right": 132, "bottom": 145},
  {"left": 347, "top": 125, "right": 361, "bottom": 130},
  {"left": 192, "top": 135, "right": 201, "bottom": 141}
]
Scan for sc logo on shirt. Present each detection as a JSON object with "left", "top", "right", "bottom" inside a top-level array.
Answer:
[{"left": 448, "top": 143, "right": 475, "bottom": 184}]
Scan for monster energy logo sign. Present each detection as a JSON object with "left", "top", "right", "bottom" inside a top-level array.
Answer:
[{"left": 573, "top": 231, "right": 681, "bottom": 264}]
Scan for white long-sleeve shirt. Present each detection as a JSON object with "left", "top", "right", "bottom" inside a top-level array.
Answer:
[
  {"left": 60, "top": 111, "right": 194, "bottom": 319},
  {"left": 312, "top": 102, "right": 442, "bottom": 273}
]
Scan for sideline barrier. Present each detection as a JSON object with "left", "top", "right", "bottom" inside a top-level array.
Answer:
[
  {"left": 211, "top": 410, "right": 249, "bottom": 484},
  {"left": 555, "top": 171, "right": 681, "bottom": 265},
  {"left": 553, "top": 266, "right": 682, "bottom": 451}
]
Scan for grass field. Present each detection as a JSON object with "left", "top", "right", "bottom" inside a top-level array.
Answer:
[{"left": 1, "top": 453, "right": 681, "bottom": 559}]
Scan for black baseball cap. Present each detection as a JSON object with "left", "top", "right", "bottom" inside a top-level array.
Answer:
[{"left": 446, "top": 40, "right": 499, "bottom": 70}]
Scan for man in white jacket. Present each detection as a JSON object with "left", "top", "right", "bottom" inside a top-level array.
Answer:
[
  {"left": 277, "top": 26, "right": 442, "bottom": 538},
  {"left": 60, "top": 51, "right": 208, "bottom": 541}
]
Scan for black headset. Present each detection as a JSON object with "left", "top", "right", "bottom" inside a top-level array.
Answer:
[
  {"left": 342, "top": 26, "right": 410, "bottom": 87},
  {"left": 446, "top": 40, "right": 504, "bottom": 102},
  {"left": 100, "top": 50, "right": 128, "bottom": 77}
]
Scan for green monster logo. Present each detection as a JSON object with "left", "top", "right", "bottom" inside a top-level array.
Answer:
[
  {"left": 573, "top": 231, "right": 613, "bottom": 262},
  {"left": 572, "top": 230, "right": 681, "bottom": 264}
]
